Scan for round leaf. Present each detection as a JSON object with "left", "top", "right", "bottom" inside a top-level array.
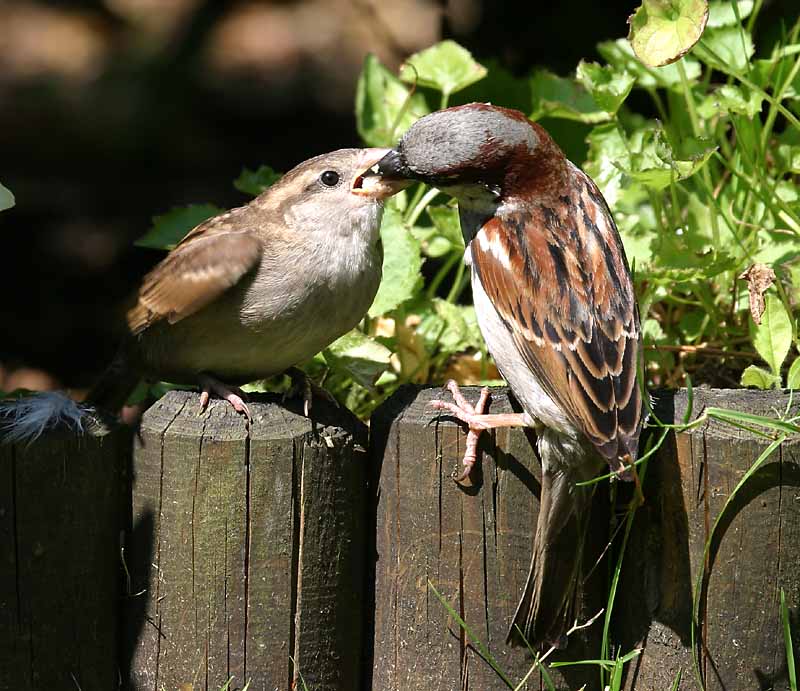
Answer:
[
  {"left": 399, "top": 40, "right": 487, "bottom": 97},
  {"left": 628, "top": 0, "right": 709, "bottom": 68},
  {"left": 0, "top": 182, "right": 14, "bottom": 212}
]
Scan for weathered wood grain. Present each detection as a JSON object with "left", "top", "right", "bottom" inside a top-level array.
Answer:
[
  {"left": 619, "top": 389, "right": 800, "bottom": 691},
  {"left": 0, "top": 424, "right": 126, "bottom": 691},
  {"left": 369, "top": 386, "right": 605, "bottom": 691},
  {"left": 370, "top": 386, "right": 800, "bottom": 691},
  {"left": 123, "top": 390, "right": 369, "bottom": 691}
]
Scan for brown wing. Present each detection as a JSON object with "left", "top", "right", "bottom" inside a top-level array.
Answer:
[
  {"left": 472, "top": 170, "right": 643, "bottom": 467},
  {"left": 127, "top": 209, "right": 263, "bottom": 335}
]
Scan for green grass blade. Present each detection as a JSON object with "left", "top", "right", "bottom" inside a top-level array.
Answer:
[
  {"left": 670, "top": 668, "right": 683, "bottom": 691},
  {"left": 705, "top": 407, "right": 800, "bottom": 436},
  {"left": 781, "top": 588, "right": 798, "bottom": 691},
  {"left": 428, "top": 580, "right": 516, "bottom": 689}
]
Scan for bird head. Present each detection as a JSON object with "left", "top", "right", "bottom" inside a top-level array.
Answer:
[
  {"left": 375, "top": 104, "right": 567, "bottom": 210},
  {"left": 263, "top": 148, "right": 411, "bottom": 238}
]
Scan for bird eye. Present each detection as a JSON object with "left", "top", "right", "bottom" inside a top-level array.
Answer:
[{"left": 320, "top": 170, "right": 340, "bottom": 187}]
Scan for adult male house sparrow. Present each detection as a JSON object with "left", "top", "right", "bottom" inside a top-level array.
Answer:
[
  {"left": 2, "top": 148, "right": 405, "bottom": 440},
  {"left": 376, "top": 104, "right": 644, "bottom": 648}
]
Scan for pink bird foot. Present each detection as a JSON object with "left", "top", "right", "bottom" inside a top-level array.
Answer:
[
  {"left": 430, "top": 380, "right": 529, "bottom": 483},
  {"left": 197, "top": 374, "right": 251, "bottom": 421}
]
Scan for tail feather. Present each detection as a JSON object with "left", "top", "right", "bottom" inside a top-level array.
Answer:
[
  {"left": 0, "top": 348, "right": 140, "bottom": 444},
  {"left": 508, "top": 432, "right": 602, "bottom": 648},
  {"left": 0, "top": 392, "right": 92, "bottom": 444}
]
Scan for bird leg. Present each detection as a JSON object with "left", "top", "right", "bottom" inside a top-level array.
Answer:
[
  {"left": 197, "top": 373, "right": 251, "bottom": 421},
  {"left": 285, "top": 367, "right": 338, "bottom": 417},
  {"left": 430, "top": 380, "right": 529, "bottom": 482}
]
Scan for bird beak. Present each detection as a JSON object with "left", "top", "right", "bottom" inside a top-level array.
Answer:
[{"left": 351, "top": 148, "right": 412, "bottom": 200}]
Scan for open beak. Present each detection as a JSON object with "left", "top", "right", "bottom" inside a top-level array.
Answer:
[{"left": 351, "top": 148, "right": 412, "bottom": 200}]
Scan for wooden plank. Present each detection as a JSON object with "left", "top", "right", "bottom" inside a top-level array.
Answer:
[
  {"left": 291, "top": 407, "right": 370, "bottom": 691},
  {"left": 0, "top": 423, "right": 124, "bottom": 691},
  {"left": 372, "top": 386, "right": 800, "bottom": 691},
  {"left": 370, "top": 386, "right": 604, "bottom": 691},
  {"left": 124, "top": 390, "right": 369, "bottom": 691},
  {"left": 619, "top": 389, "right": 800, "bottom": 691}
]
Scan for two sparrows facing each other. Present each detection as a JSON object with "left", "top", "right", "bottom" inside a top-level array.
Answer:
[
  {"left": 375, "top": 104, "right": 645, "bottom": 649},
  {"left": 1, "top": 148, "right": 408, "bottom": 441}
]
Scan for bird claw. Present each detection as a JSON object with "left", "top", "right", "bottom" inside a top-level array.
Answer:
[
  {"left": 430, "top": 381, "right": 491, "bottom": 483},
  {"left": 284, "top": 367, "right": 337, "bottom": 418},
  {"left": 198, "top": 375, "right": 251, "bottom": 422}
]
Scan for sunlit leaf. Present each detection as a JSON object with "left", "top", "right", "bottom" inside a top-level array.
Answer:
[
  {"left": 628, "top": 0, "right": 709, "bottom": 67},
  {"left": 530, "top": 70, "right": 609, "bottom": 123},
  {"left": 699, "top": 25, "right": 755, "bottom": 74},
  {"left": 356, "top": 53, "right": 429, "bottom": 148},
  {"left": 576, "top": 61, "right": 636, "bottom": 115},
  {"left": 399, "top": 40, "right": 487, "bottom": 97},
  {"left": 697, "top": 84, "right": 763, "bottom": 118},
  {"left": 136, "top": 204, "right": 223, "bottom": 250},
  {"left": 787, "top": 357, "right": 800, "bottom": 389},
  {"left": 234, "top": 165, "right": 281, "bottom": 197},
  {"left": 740, "top": 364, "right": 781, "bottom": 389},
  {"left": 323, "top": 330, "right": 392, "bottom": 389},
  {"left": 0, "top": 182, "right": 14, "bottom": 211},
  {"left": 706, "top": 0, "right": 753, "bottom": 27},
  {"left": 598, "top": 38, "right": 702, "bottom": 89},
  {"left": 368, "top": 208, "right": 423, "bottom": 316},
  {"left": 751, "top": 294, "right": 792, "bottom": 377}
]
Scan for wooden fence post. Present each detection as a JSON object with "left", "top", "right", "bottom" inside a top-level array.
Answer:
[
  {"left": 617, "top": 388, "right": 800, "bottom": 691},
  {"left": 123, "top": 390, "right": 369, "bottom": 691},
  {"left": 0, "top": 421, "right": 126, "bottom": 691},
  {"left": 369, "top": 386, "right": 800, "bottom": 691}
]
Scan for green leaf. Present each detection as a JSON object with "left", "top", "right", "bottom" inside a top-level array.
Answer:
[
  {"left": 740, "top": 364, "right": 781, "bottom": 389},
  {"left": 706, "top": 0, "right": 753, "bottom": 27},
  {"left": 752, "top": 56, "right": 800, "bottom": 100},
  {"left": 787, "top": 357, "right": 800, "bottom": 389},
  {"left": 751, "top": 295, "right": 793, "bottom": 377},
  {"left": 530, "top": 70, "right": 609, "bottom": 123},
  {"left": 697, "top": 84, "right": 763, "bottom": 118},
  {"left": 622, "top": 126, "right": 716, "bottom": 190},
  {"left": 576, "top": 61, "right": 636, "bottom": 115},
  {"left": 418, "top": 299, "right": 481, "bottom": 353},
  {"left": 699, "top": 25, "right": 755, "bottom": 74},
  {"left": 355, "top": 54, "right": 430, "bottom": 148},
  {"left": 368, "top": 208, "right": 423, "bottom": 316},
  {"left": 323, "top": 329, "right": 392, "bottom": 389},
  {"left": 399, "top": 40, "right": 487, "bottom": 97},
  {"left": 0, "top": 182, "right": 14, "bottom": 211},
  {"left": 775, "top": 144, "right": 800, "bottom": 175},
  {"left": 598, "top": 38, "right": 702, "bottom": 89},
  {"left": 234, "top": 165, "right": 281, "bottom": 196},
  {"left": 136, "top": 204, "right": 223, "bottom": 250},
  {"left": 628, "top": 0, "right": 709, "bottom": 68}
]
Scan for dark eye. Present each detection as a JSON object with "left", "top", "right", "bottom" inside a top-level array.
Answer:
[{"left": 320, "top": 170, "right": 340, "bottom": 187}]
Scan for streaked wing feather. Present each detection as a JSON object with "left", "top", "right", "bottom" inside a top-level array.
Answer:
[
  {"left": 472, "top": 170, "right": 643, "bottom": 466},
  {"left": 127, "top": 214, "right": 262, "bottom": 334}
]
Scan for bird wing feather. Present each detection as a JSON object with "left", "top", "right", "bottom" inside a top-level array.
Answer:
[
  {"left": 127, "top": 209, "right": 263, "bottom": 335},
  {"left": 471, "top": 169, "right": 643, "bottom": 467}
]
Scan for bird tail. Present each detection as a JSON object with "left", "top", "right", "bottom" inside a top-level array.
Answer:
[
  {"left": 0, "top": 349, "right": 140, "bottom": 444},
  {"left": 507, "top": 432, "right": 600, "bottom": 649}
]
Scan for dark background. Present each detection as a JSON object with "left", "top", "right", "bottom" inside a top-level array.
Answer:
[{"left": 0, "top": 0, "right": 794, "bottom": 392}]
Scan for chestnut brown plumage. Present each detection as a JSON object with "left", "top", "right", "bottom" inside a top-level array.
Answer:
[{"left": 377, "top": 104, "right": 644, "bottom": 648}]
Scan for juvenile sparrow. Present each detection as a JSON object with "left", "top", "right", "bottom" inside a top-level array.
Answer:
[
  {"left": 2, "top": 148, "right": 406, "bottom": 439},
  {"left": 376, "top": 104, "right": 644, "bottom": 648}
]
